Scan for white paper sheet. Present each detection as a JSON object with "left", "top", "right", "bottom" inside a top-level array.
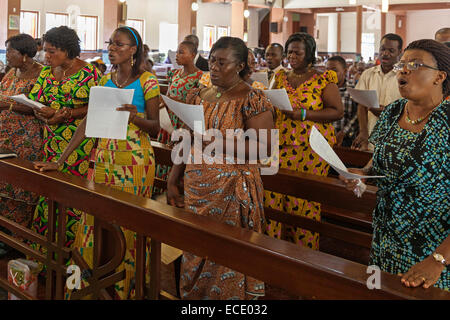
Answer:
[
  {"left": 309, "top": 126, "right": 384, "bottom": 179},
  {"left": 250, "top": 71, "right": 269, "bottom": 88},
  {"left": 10, "top": 94, "right": 47, "bottom": 109},
  {"left": 161, "top": 95, "right": 205, "bottom": 134},
  {"left": 168, "top": 50, "right": 181, "bottom": 69},
  {"left": 159, "top": 107, "right": 174, "bottom": 135},
  {"left": 347, "top": 88, "right": 379, "bottom": 109},
  {"left": 263, "top": 89, "right": 293, "bottom": 111},
  {"left": 85, "top": 86, "right": 134, "bottom": 140}
]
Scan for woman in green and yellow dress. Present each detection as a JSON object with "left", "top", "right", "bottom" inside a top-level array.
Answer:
[
  {"left": 29, "top": 26, "right": 99, "bottom": 251},
  {"left": 264, "top": 33, "right": 343, "bottom": 250},
  {"left": 35, "top": 26, "right": 160, "bottom": 299}
]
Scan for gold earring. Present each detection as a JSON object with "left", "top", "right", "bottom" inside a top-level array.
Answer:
[
  {"left": 131, "top": 57, "right": 134, "bottom": 67},
  {"left": 23, "top": 56, "right": 26, "bottom": 63}
]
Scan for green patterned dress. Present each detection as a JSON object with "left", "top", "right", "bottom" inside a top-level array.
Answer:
[{"left": 29, "top": 64, "right": 99, "bottom": 250}]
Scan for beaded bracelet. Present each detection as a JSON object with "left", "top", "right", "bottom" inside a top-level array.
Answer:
[
  {"left": 9, "top": 103, "right": 13, "bottom": 112},
  {"left": 300, "top": 108, "right": 307, "bottom": 121}
]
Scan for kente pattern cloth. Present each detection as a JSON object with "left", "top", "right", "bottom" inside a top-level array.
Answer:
[
  {"left": 29, "top": 64, "right": 99, "bottom": 252},
  {"left": 199, "top": 72, "right": 267, "bottom": 90},
  {"left": 180, "top": 88, "right": 274, "bottom": 300},
  {"left": 0, "top": 68, "right": 42, "bottom": 226},
  {"left": 264, "top": 69, "right": 338, "bottom": 250},
  {"left": 155, "top": 68, "right": 203, "bottom": 197},
  {"left": 368, "top": 98, "right": 449, "bottom": 291},
  {"left": 68, "top": 71, "right": 159, "bottom": 300}
]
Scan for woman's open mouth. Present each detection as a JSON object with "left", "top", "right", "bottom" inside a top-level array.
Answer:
[{"left": 398, "top": 78, "right": 408, "bottom": 88}]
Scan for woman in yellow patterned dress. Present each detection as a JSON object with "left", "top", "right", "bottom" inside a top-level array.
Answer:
[
  {"left": 35, "top": 27, "right": 160, "bottom": 299},
  {"left": 264, "top": 33, "right": 344, "bottom": 249}
]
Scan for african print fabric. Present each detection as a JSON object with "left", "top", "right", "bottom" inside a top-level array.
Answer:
[
  {"left": 68, "top": 71, "right": 159, "bottom": 300},
  {"left": 368, "top": 98, "right": 449, "bottom": 291},
  {"left": 0, "top": 68, "right": 42, "bottom": 226},
  {"left": 29, "top": 65, "right": 99, "bottom": 252},
  {"left": 264, "top": 69, "right": 338, "bottom": 250},
  {"left": 180, "top": 88, "right": 274, "bottom": 300}
]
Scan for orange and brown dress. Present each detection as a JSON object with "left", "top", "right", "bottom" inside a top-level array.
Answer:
[{"left": 180, "top": 87, "right": 274, "bottom": 300}]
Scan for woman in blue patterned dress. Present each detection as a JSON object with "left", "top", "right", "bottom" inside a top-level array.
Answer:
[{"left": 341, "top": 40, "right": 449, "bottom": 291}]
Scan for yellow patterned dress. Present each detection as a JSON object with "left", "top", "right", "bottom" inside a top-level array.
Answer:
[
  {"left": 264, "top": 69, "right": 337, "bottom": 250},
  {"left": 69, "top": 71, "right": 159, "bottom": 300}
]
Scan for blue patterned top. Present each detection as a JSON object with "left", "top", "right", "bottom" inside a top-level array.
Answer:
[{"left": 368, "top": 98, "right": 449, "bottom": 290}]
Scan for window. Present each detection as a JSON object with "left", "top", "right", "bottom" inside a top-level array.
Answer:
[
  {"left": 217, "top": 26, "right": 230, "bottom": 40},
  {"left": 126, "top": 19, "right": 145, "bottom": 42},
  {"left": 159, "top": 22, "right": 178, "bottom": 54},
  {"left": 203, "top": 25, "right": 216, "bottom": 51},
  {"left": 77, "top": 16, "right": 98, "bottom": 50},
  {"left": 45, "top": 13, "right": 68, "bottom": 32},
  {"left": 20, "top": 11, "right": 39, "bottom": 38},
  {"left": 361, "top": 33, "right": 375, "bottom": 63}
]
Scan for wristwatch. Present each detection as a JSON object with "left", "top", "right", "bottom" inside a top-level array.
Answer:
[{"left": 432, "top": 252, "right": 448, "bottom": 267}]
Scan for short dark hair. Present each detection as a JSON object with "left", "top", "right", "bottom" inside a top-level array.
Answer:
[
  {"left": 267, "top": 43, "right": 284, "bottom": 55},
  {"left": 435, "top": 28, "right": 450, "bottom": 36},
  {"left": 285, "top": 32, "right": 316, "bottom": 66},
  {"left": 327, "top": 55, "right": 347, "bottom": 69},
  {"left": 381, "top": 33, "right": 403, "bottom": 51},
  {"left": 179, "top": 40, "right": 197, "bottom": 55},
  {"left": 5, "top": 33, "right": 37, "bottom": 58},
  {"left": 404, "top": 39, "right": 450, "bottom": 97},
  {"left": 43, "top": 26, "right": 81, "bottom": 59},
  {"left": 184, "top": 34, "right": 199, "bottom": 49},
  {"left": 35, "top": 38, "right": 42, "bottom": 47},
  {"left": 209, "top": 36, "right": 249, "bottom": 79},
  {"left": 115, "top": 26, "right": 144, "bottom": 77}
]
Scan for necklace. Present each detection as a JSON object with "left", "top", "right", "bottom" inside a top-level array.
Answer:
[
  {"left": 214, "top": 80, "right": 242, "bottom": 99},
  {"left": 62, "top": 60, "right": 75, "bottom": 78},
  {"left": 405, "top": 102, "right": 439, "bottom": 125},
  {"left": 114, "top": 70, "right": 131, "bottom": 88}
]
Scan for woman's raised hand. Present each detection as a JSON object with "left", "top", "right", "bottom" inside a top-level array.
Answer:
[{"left": 117, "top": 104, "right": 138, "bottom": 123}]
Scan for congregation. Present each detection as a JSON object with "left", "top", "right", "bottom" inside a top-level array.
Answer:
[{"left": 0, "top": 21, "right": 449, "bottom": 300}]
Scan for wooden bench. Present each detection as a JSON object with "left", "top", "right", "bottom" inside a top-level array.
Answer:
[
  {"left": 0, "top": 157, "right": 448, "bottom": 300},
  {"left": 151, "top": 141, "right": 374, "bottom": 258}
]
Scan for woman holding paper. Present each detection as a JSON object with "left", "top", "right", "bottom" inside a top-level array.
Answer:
[
  {"left": 341, "top": 40, "right": 449, "bottom": 291},
  {"left": 0, "top": 34, "right": 42, "bottom": 234},
  {"left": 167, "top": 36, "right": 275, "bottom": 300},
  {"left": 27, "top": 26, "right": 100, "bottom": 258},
  {"left": 34, "top": 26, "right": 160, "bottom": 299},
  {"left": 264, "top": 32, "right": 344, "bottom": 250}
]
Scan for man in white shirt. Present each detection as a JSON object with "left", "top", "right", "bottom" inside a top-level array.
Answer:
[
  {"left": 352, "top": 33, "right": 403, "bottom": 151},
  {"left": 264, "top": 43, "right": 285, "bottom": 89}
]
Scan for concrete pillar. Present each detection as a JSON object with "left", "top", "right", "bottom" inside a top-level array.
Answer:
[
  {"left": 178, "top": 0, "right": 197, "bottom": 43},
  {"left": 356, "top": 5, "right": 362, "bottom": 55},
  {"left": 230, "top": 0, "right": 244, "bottom": 39}
]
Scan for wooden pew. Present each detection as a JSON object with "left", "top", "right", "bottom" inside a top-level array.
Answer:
[
  {"left": 333, "top": 146, "right": 373, "bottom": 168},
  {"left": 151, "top": 141, "right": 374, "bottom": 257},
  {"left": 0, "top": 157, "right": 448, "bottom": 300}
]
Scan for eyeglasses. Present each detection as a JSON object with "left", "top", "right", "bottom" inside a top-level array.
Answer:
[
  {"left": 105, "top": 41, "right": 132, "bottom": 48},
  {"left": 393, "top": 61, "right": 440, "bottom": 72}
]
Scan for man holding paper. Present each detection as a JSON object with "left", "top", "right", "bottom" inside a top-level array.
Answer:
[{"left": 352, "top": 34, "right": 403, "bottom": 151}]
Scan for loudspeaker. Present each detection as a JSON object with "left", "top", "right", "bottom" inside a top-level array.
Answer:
[{"left": 270, "top": 22, "right": 278, "bottom": 33}]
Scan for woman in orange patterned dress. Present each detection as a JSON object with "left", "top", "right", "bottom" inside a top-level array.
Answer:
[
  {"left": 264, "top": 33, "right": 344, "bottom": 249},
  {"left": 167, "top": 37, "right": 275, "bottom": 300}
]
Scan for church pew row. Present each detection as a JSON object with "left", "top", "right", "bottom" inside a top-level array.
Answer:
[
  {"left": 150, "top": 141, "right": 375, "bottom": 256},
  {"left": 0, "top": 158, "right": 448, "bottom": 300}
]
